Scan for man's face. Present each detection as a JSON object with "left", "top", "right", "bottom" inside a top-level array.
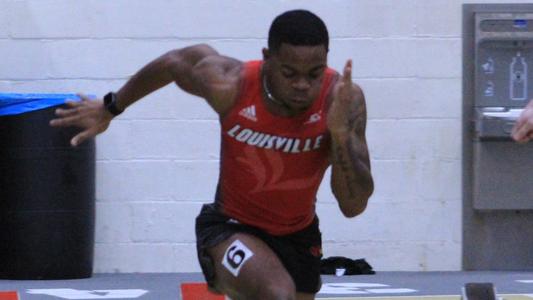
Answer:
[{"left": 264, "top": 43, "right": 328, "bottom": 113}]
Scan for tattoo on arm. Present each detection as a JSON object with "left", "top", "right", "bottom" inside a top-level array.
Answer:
[
  {"left": 335, "top": 144, "right": 357, "bottom": 198},
  {"left": 332, "top": 99, "right": 372, "bottom": 201}
]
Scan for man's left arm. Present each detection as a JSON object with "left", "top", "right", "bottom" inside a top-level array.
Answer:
[
  {"left": 511, "top": 99, "right": 533, "bottom": 143},
  {"left": 327, "top": 60, "right": 374, "bottom": 218}
]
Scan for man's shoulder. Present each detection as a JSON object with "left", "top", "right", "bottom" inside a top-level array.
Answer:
[{"left": 197, "top": 55, "right": 243, "bottom": 74}]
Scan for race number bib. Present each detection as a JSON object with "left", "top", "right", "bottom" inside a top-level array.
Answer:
[{"left": 222, "top": 239, "right": 254, "bottom": 277}]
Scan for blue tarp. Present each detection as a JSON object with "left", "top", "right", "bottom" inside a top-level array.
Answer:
[{"left": 0, "top": 93, "right": 82, "bottom": 116}]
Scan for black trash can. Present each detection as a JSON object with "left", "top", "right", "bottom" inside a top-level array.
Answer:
[{"left": 0, "top": 93, "right": 95, "bottom": 279}]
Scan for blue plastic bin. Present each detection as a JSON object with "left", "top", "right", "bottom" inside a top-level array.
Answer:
[{"left": 0, "top": 93, "right": 95, "bottom": 279}]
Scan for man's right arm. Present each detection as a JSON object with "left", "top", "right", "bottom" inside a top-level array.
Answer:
[
  {"left": 115, "top": 44, "right": 241, "bottom": 113},
  {"left": 50, "top": 44, "right": 242, "bottom": 146}
]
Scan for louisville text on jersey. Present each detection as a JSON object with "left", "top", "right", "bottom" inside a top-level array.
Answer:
[{"left": 227, "top": 124, "right": 324, "bottom": 153}]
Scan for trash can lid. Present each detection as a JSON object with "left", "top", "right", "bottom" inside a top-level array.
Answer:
[{"left": 0, "top": 93, "right": 82, "bottom": 116}]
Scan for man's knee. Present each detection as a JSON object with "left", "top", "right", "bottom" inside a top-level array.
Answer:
[
  {"left": 218, "top": 279, "right": 296, "bottom": 300},
  {"left": 253, "top": 279, "right": 296, "bottom": 300},
  {"left": 234, "top": 271, "right": 296, "bottom": 300}
]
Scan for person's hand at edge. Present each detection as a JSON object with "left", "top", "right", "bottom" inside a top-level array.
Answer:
[{"left": 49, "top": 93, "right": 113, "bottom": 147}]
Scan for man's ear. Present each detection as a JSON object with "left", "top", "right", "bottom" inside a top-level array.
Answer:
[{"left": 262, "top": 48, "right": 271, "bottom": 60}]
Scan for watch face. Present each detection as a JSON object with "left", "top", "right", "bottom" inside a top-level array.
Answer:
[
  {"left": 104, "top": 92, "right": 122, "bottom": 116},
  {"left": 104, "top": 92, "right": 114, "bottom": 105}
]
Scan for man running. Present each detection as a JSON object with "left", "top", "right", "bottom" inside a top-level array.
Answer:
[{"left": 50, "top": 10, "right": 374, "bottom": 300}]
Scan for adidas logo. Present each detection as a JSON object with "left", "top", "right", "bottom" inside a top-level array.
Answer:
[
  {"left": 238, "top": 105, "right": 257, "bottom": 122},
  {"left": 304, "top": 112, "right": 321, "bottom": 124}
]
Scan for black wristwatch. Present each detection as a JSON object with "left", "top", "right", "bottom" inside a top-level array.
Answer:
[{"left": 103, "top": 92, "right": 124, "bottom": 116}]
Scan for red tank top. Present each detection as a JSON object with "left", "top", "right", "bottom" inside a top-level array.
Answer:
[{"left": 217, "top": 60, "right": 335, "bottom": 235}]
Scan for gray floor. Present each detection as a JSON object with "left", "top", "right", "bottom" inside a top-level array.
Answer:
[{"left": 2, "top": 272, "right": 533, "bottom": 299}]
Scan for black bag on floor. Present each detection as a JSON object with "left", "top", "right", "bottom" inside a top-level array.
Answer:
[{"left": 320, "top": 256, "right": 375, "bottom": 275}]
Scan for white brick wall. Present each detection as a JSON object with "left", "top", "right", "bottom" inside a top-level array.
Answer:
[
  {"left": 1, "top": 0, "right": 528, "bottom": 273},
  {"left": 0, "top": 2, "right": 8, "bottom": 39}
]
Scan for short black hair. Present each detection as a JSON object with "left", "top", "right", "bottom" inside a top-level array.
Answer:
[{"left": 268, "top": 10, "right": 329, "bottom": 53}]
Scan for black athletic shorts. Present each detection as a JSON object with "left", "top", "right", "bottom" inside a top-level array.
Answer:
[{"left": 195, "top": 203, "right": 323, "bottom": 294}]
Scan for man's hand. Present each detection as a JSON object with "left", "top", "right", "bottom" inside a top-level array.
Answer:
[
  {"left": 511, "top": 99, "right": 533, "bottom": 143},
  {"left": 49, "top": 94, "right": 113, "bottom": 147},
  {"left": 327, "top": 60, "right": 362, "bottom": 135}
]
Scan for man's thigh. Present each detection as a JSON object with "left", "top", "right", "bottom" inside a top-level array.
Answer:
[{"left": 207, "top": 232, "right": 299, "bottom": 299}]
